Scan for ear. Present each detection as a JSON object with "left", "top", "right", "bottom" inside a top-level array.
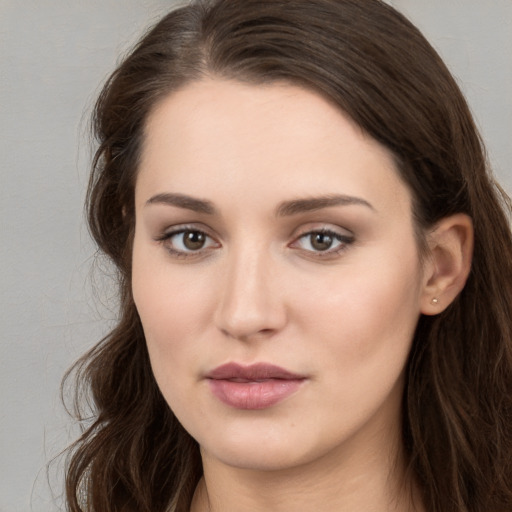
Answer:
[{"left": 420, "top": 214, "right": 474, "bottom": 315}]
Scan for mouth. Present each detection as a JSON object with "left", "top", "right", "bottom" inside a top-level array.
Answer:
[{"left": 206, "top": 362, "right": 307, "bottom": 410}]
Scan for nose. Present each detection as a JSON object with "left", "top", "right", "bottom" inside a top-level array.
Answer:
[{"left": 214, "top": 246, "right": 288, "bottom": 341}]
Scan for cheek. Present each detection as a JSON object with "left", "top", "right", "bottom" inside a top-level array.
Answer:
[
  {"left": 296, "top": 246, "right": 423, "bottom": 373},
  {"left": 133, "top": 278, "right": 199, "bottom": 415},
  {"left": 290, "top": 264, "right": 421, "bottom": 438},
  {"left": 131, "top": 243, "right": 224, "bottom": 409},
  {"left": 133, "top": 274, "right": 205, "bottom": 348},
  {"left": 133, "top": 229, "right": 208, "bottom": 331}
]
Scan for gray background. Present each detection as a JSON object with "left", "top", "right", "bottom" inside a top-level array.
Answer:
[{"left": 1, "top": 1, "right": 510, "bottom": 511}]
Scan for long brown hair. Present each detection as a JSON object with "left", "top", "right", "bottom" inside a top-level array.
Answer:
[{"left": 63, "top": 1, "right": 512, "bottom": 511}]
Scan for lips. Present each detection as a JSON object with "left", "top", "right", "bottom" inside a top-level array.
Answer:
[{"left": 206, "top": 363, "right": 306, "bottom": 410}]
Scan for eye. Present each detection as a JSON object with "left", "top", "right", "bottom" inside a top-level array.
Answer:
[
  {"left": 157, "top": 227, "right": 219, "bottom": 257},
  {"left": 292, "top": 229, "right": 354, "bottom": 255}
]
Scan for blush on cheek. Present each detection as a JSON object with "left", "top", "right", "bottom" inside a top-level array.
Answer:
[{"left": 312, "top": 274, "right": 419, "bottom": 364}]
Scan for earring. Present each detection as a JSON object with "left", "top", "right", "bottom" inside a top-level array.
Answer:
[{"left": 431, "top": 297, "right": 439, "bottom": 305}]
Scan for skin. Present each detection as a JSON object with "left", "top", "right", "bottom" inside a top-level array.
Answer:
[{"left": 132, "top": 79, "right": 472, "bottom": 511}]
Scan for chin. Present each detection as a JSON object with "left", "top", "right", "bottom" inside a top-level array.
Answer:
[
  {"left": 202, "top": 440, "right": 314, "bottom": 473},
  {"left": 194, "top": 416, "right": 341, "bottom": 473}
]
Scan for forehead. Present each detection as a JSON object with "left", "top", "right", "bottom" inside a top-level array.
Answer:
[{"left": 137, "top": 78, "right": 411, "bottom": 217}]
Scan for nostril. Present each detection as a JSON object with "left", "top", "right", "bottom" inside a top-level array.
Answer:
[
  {"left": 213, "top": 263, "right": 288, "bottom": 340},
  {"left": 219, "top": 326, "right": 277, "bottom": 341}
]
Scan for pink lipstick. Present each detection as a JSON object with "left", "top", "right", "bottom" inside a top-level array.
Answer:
[{"left": 206, "top": 363, "right": 306, "bottom": 410}]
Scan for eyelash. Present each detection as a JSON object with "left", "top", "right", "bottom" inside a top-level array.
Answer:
[
  {"left": 155, "top": 227, "right": 219, "bottom": 259},
  {"left": 291, "top": 229, "right": 354, "bottom": 258},
  {"left": 155, "top": 226, "right": 354, "bottom": 259}
]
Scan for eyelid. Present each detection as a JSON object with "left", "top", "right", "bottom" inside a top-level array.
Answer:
[{"left": 290, "top": 222, "right": 354, "bottom": 241}]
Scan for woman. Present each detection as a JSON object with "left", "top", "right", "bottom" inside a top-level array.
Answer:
[{"left": 64, "top": 0, "right": 512, "bottom": 511}]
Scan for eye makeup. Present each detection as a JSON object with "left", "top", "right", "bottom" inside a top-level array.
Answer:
[{"left": 154, "top": 222, "right": 355, "bottom": 262}]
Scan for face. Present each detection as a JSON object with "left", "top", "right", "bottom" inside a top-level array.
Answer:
[{"left": 132, "top": 79, "right": 427, "bottom": 472}]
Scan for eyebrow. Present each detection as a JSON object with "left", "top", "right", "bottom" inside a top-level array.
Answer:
[
  {"left": 145, "top": 192, "right": 375, "bottom": 216},
  {"left": 145, "top": 193, "right": 216, "bottom": 214},
  {"left": 276, "top": 194, "right": 375, "bottom": 216}
]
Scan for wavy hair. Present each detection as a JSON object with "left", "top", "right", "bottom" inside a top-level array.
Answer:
[{"left": 63, "top": 1, "right": 512, "bottom": 511}]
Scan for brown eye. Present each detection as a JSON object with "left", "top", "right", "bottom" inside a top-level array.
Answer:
[
  {"left": 292, "top": 228, "right": 354, "bottom": 256},
  {"left": 310, "top": 232, "right": 334, "bottom": 251},
  {"left": 183, "top": 230, "right": 206, "bottom": 250},
  {"left": 159, "top": 228, "right": 218, "bottom": 256}
]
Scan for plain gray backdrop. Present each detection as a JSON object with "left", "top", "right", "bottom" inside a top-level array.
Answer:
[{"left": 1, "top": 1, "right": 511, "bottom": 511}]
